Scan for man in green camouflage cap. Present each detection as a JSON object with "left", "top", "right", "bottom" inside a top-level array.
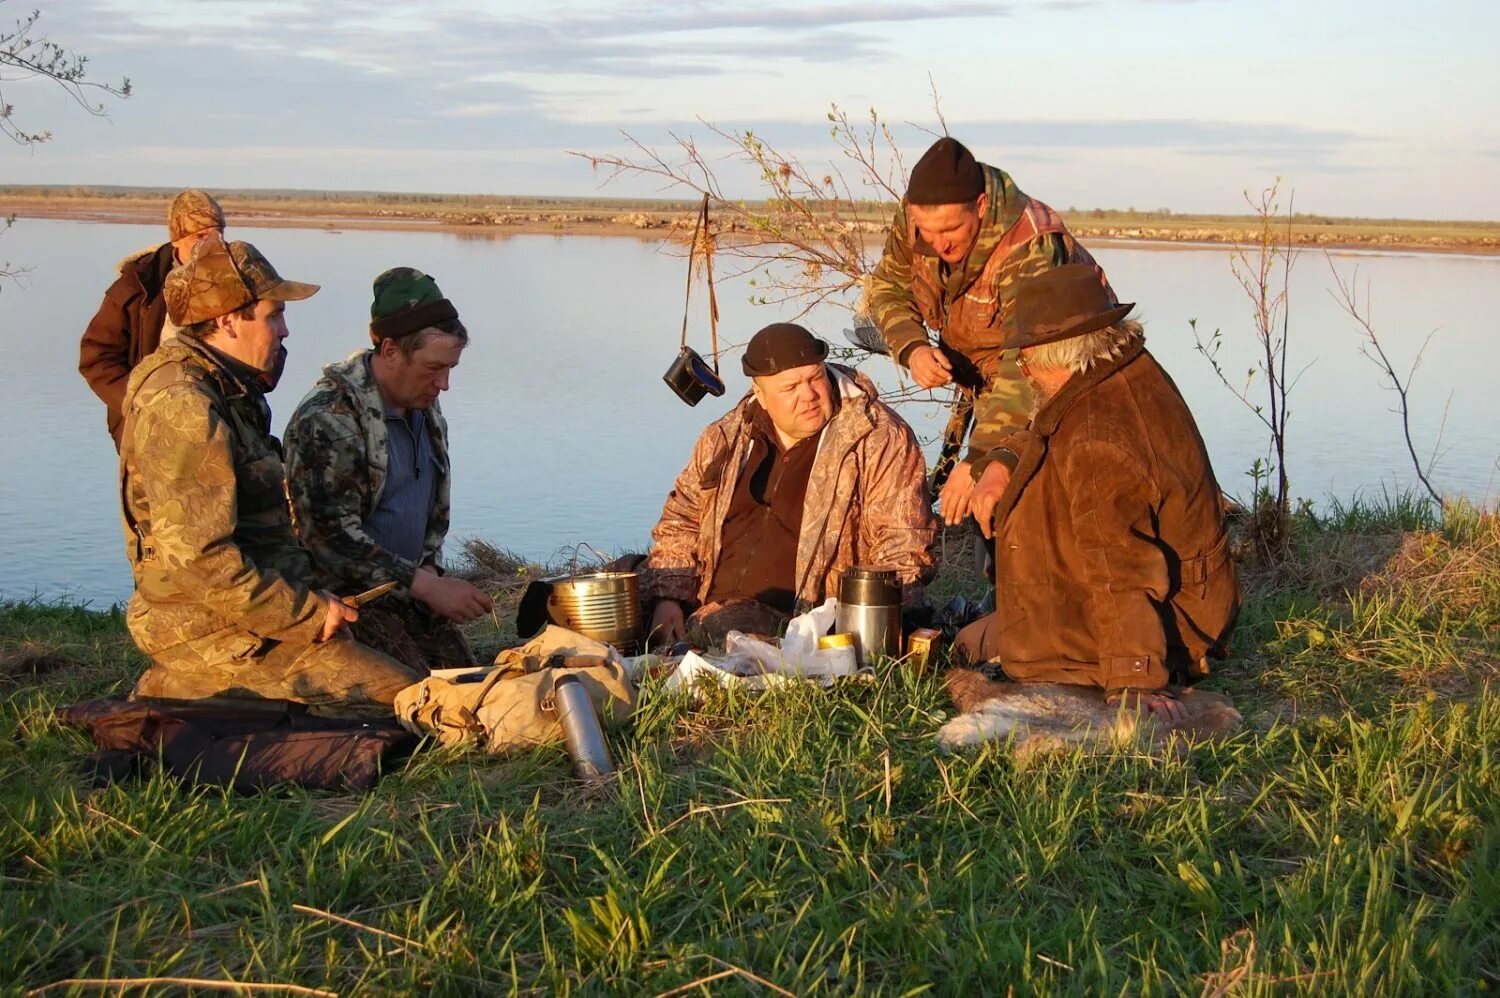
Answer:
[
  {"left": 80, "top": 188, "right": 228, "bottom": 448},
  {"left": 284, "top": 267, "right": 492, "bottom": 672},
  {"left": 119, "top": 237, "right": 424, "bottom": 717},
  {"left": 867, "top": 138, "right": 1116, "bottom": 533}
]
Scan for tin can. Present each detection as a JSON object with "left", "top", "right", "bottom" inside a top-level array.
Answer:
[{"left": 906, "top": 628, "right": 942, "bottom": 673}]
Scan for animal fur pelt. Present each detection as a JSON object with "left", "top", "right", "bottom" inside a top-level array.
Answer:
[{"left": 938, "top": 668, "right": 1242, "bottom": 756}]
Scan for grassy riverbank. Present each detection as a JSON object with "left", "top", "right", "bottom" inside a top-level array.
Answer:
[
  {"left": 2, "top": 507, "right": 1496, "bottom": 993},
  {"left": 3, "top": 185, "right": 1499, "bottom": 255}
]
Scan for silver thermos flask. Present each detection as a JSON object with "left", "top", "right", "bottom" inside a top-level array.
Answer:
[
  {"left": 554, "top": 674, "right": 616, "bottom": 782},
  {"left": 834, "top": 566, "right": 902, "bottom": 666}
]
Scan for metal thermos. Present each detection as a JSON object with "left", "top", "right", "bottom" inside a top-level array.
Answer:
[
  {"left": 554, "top": 674, "right": 615, "bottom": 782},
  {"left": 835, "top": 566, "right": 902, "bottom": 665}
]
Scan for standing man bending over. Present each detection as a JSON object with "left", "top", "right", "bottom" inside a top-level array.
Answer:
[
  {"left": 644, "top": 322, "right": 938, "bottom": 646},
  {"left": 868, "top": 138, "right": 1113, "bottom": 530},
  {"left": 120, "top": 239, "right": 422, "bottom": 717},
  {"left": 81, "top": 189, "right": 227, "bottom": 448},
  {"left": 284, "top": 268, "right": 492, "bottom": 671}
]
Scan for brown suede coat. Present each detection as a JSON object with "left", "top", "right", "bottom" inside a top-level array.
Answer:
[
  {"left": 976, "top": 339, "right": 1238, "bottom": 693},
  {"left": 79, "top": 243, "right": 175, "bottom": 448}
]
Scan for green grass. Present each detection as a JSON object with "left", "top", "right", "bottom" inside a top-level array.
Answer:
[{"left": 2, "top": 512, "right": 1496, "bottom": 994}]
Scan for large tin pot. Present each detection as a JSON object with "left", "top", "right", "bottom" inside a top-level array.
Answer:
[
  {"left": 544, "top": 571, "right": 641, "bottom": 652},
  {"left": 663, "top": 345, "right": 725, "bottom": 407}
]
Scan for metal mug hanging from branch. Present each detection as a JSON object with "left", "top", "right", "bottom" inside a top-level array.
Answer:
[{"left": 662, "top": 193, "right": 726, "bottom": 406}]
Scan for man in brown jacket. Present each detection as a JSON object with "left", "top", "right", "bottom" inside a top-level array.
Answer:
[
  {"left": 644, "top": 323, "right": 938, "bottom": 646},
  {"left": 80, "top": 189, "right": 226, "bottom": 448},
  {"left": 952, "top": 266, "right": 1239, "bottom": 721}
]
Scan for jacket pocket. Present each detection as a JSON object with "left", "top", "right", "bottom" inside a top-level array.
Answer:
[{"left": 1180, "top": 531, "right": 1231, "bottom": 600}]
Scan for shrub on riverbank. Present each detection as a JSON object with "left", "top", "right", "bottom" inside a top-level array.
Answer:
[{"left": 2, "top": 510, "right": 1494, "bottom": 992}]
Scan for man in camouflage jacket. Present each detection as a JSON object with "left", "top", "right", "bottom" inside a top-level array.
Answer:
[
  {"left": 867, "top": 137, "right": 1113, "bottom": 532},
  {"left": 284, "top": 268, "right": 492, "bottom": 671},
  {"left": 644, "top": 323, "right": 938, "bottom": 646},
  {"left": 120, "top": 238, "right": 423, "bottom": 718},
  {"left": 80, "top": 189, "right": 228, "bottom": 448}
]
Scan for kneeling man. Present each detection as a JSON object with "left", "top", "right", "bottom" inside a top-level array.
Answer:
[
  {"left": 645, "top": 322, "right": 938, "bottom": 645},
  {"left": 953, "top": 265, "right": 1239, "bottom": 720},
  {"left": 284, "top": 268, "right": 492, "bottom": 671},
  {"left": 120, "top": 239, "right": 422, "bottom": 717}
]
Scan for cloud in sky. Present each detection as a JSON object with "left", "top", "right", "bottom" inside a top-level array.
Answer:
[{"left": 8, "top": 0, "right": 1497, "bottom": 219}]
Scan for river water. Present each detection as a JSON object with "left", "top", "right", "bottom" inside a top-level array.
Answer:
[{"left": 2, "top": 219, "right": 1497, "bottom": 605}]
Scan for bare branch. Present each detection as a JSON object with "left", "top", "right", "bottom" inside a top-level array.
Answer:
[
  {"left": 0, "top": 6, "right": 131, "bottom": 146},
  {"left": 1326, "top": 253, "right": 1444, "bottom": 505}
]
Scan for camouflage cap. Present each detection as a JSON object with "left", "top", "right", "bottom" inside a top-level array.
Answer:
[
  {"left": 164, "top": 237, "right": 320, "bottom": 326},
  {"left": 369, "top": 267, "right": 460, "bottom": 344},
  {"left": 167, "top": 189, "right": 226, "bottom": 241}
]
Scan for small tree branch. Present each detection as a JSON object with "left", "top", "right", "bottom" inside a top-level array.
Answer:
[{"left": 1326, "top": 254, "right": 1443, "bottom": 505}]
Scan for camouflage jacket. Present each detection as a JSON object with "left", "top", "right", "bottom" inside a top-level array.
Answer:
[
  {"left": 868, "top": 164, "right": 1112, "bottom": 477},
  {"left": 119, "top": 338, "right": 324, "bottom": 654},
  {"left": 643, "top": 365, "right": 938, "bottom": 612},
  {"left": 283, "top": 350, "right": 451, "bottom": 594}
]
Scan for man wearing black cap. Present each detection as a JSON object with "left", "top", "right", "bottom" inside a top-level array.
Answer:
[
  {"left": 948, "top": 266, "right": 1238, "bottom": 720},
  {"left": 283, "top": 267, "right": 493, "bottom": 672},
  {"left": 642, "top": 323, "right": 938, "bottom": 646},
  {"left": 867, "top": 137, "right": 1114, "bottom": 532}
]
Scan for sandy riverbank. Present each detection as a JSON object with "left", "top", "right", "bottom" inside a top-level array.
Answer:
[{"left": 4, "top": 189, "right": 1499, "bottom": 255}]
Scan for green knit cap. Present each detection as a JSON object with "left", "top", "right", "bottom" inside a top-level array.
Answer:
[
  {"left": 368, "top": 267, "right": 460, "bottom": 344},
  {"left": 371, "top": 267, "right": 443, "bottom": 320}
]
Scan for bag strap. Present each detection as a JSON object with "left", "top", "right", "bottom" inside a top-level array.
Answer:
[{"left": 678, "top": 193, "right": 721, "bottom": 373}]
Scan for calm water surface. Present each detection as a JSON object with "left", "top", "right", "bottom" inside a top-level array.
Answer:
[{"left": 3, "top": 220, "right": 1497, "bottom": 605}]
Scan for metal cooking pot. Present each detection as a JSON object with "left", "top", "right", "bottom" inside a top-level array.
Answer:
[{"left": 542, "top": 571, "right": 641, "bottom": 651}]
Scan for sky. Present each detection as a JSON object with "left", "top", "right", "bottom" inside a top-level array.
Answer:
[{"left": 4, "top": 0, "right": 1498, "bottom": 219}]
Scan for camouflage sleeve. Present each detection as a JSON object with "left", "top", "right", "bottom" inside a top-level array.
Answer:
[
  {"left": 642, "top": 424, "right": 728, "bottom": 606},
  {"left": 131, "top": 383, "right": 324, "bottom": 643},
  {"left": 284, "top": 405, "right": 419, "bottom": 593},
  {"left": 858, "top": 412, "right": 939, "bottom": 603},
  {"left": 964, "top": 232, "right": 1070, "bottom": 480},
  {"left": 867, "top": 203, "right": 930, "bottom": 367}
]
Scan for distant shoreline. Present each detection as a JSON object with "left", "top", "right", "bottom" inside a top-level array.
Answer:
[{"left": 4, "top": 191, "right": 1498, "bottom": 256}]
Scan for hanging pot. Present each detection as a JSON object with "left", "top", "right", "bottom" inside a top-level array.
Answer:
[
  {"left": 666, "top": 193, "right": 723, "bottom": 407},
  {"left": 662, "top": 344, "right": 726, "bottom": 407}
]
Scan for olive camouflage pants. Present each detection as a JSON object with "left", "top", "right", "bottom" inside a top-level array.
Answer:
[{"left": 131, "top": 627, "right": 424, "bottom": 720}]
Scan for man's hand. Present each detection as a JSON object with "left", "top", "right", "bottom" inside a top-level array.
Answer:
[
  {"left": 317, "top": 590, "right": 359, "bottom": 642},
  {"left": 939, "top": 460, "right": 975, "bottom": 526},
  {"left": 907, "top": 345, "right": 954, "bottom": 389},
  {"left": 971, "top": 462, "right": 1013, "bottom": 539},
  {"left": 411, "top": 566, "right": 495, "bottom": 623},
  {"left": 1108, "top": 688, "right": 1187, "bottom": 725},
  {"left": 649, "top": 599, "right": 687, "bottom": 648}
]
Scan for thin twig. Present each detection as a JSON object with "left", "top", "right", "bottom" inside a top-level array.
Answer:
[
  {"left": 702, "top": 957, "right": 797, "bottom": 998},
  {"left": 291, "top": 903, "right": 432, "bottom": 953},
  {"left": 652, "top": 969, "right": 737, "bottom": 997},
  {"left": 935, "top": 760, "right": 980, "bottom": 821},
  {"left": 652, "top": 797, "right": 791, "bottom": 839},
  {"left": 26, "top": 978, "right": 336, "bottom": 997}
]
